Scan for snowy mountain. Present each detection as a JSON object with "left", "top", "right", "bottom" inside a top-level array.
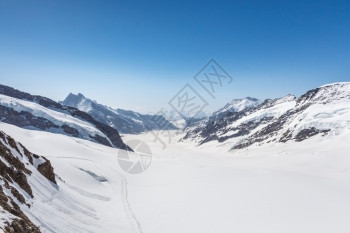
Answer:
[
  {"left": 0, "top": 85, "right": 130, "bottom": 150},
  {"left": 209, "top": 97, "right": 261, "bottom": 121},
  {"left": 0, "top": 82, "right": 349, "bottom": 233},
  {"left": 181, "top": 83, "right": 350, "bottom": 150},
  {"left": 1, "top": 108, "right": 350, "bottom": 233},
  {"left": 61, "top": 93, "right": 177, "bottom": 134}
]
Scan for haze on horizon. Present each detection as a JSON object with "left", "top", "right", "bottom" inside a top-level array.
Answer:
[{"left": 0, "top": 0, "right": 349, "bottom": 113}]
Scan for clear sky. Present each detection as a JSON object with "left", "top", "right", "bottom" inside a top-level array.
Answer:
[{"left": 0, "top": 0, "right": 349, "bottom": 113}]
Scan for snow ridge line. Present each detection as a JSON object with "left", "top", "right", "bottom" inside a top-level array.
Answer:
[{"left": 121, "top": 176, "right": 143, "bottom": 233}]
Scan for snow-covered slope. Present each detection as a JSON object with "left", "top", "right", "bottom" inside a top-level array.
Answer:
[
  {"left": 120, "top": 131, "right": 350, "bottom": 233},
  {"left": 2, "top": 122, "right": 350, "bottom": 233},
  {"left": 0, "top": 85, "right": 130, "bottom": 150},
  {"left": 182, "top": 83, "right": 350, "bottom": 150},
  {"left": 61, "top": 93, "right": 177, "bottom": 134},
  {"left": 0, "top": 123, "right": 137, "bottom": 233}
]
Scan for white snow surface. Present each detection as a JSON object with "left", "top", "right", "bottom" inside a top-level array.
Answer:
[
  {"left": 0, "top": 123, "right": 134, "bottom": 233},
  {"left": 1, "top": 123, "right": 350, "bottom": 233}
]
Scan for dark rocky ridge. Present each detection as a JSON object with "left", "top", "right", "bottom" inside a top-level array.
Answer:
[{"left": 294, "top": 127, "right": 331, "bottom": 142}]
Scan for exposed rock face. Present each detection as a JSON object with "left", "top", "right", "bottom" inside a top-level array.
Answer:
[
  {"left": 294, "top": 127, "right": 331, "bottom": 142},
  {"left": 61, "top": 93, "right": 177, "bottom": 134},
  {"left": 182, "top": 83, "right": 350, "bottom": 150},
  {"left": 37, "top": 159, "right": 56, "bottom": 184},
  {"left": 0, "top": 185, "right": 42, "bottom": 233},
  {"left": 0, "top": 84, "right": 131, "bottom": 150},
  {"left": 0, "top": 131, "right": 57, "bottom": 232},
  {"left": 0, "top": 106, "right": 58, "bottom": 130},
  {"left": 61, "top": 125, "right": 79, "bottom": 137},
  {"left": 0, "top": 134, "right": 33, "bottom": 199}
]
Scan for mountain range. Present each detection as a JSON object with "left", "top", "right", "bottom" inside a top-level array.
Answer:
[
  {"left": 182, "top": 82, "right": 350, "bottom": 150},
  {"left": 0, "top": 82, "right": 349, "bottom": 232},
  {"left": 61, "top": 93, "right": 177, "bottom": 134}
]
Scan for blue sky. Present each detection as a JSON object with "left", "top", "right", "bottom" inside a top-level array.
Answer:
[{"left": 0, "top": 0, "right": 349, "bottom": 113}]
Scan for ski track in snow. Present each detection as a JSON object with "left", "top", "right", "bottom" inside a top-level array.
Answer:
[
  {"left": 121, "top": 176, "right": 143, "bottom": 233},
  {"left": 46, "top": 154, "right": 143, "bottom": 233}
]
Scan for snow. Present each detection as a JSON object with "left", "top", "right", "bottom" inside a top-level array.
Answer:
[
  {"left": 210, "top": 97, "right": 261, "bottom": 120},
  {"left": 289, "top": 101, "right": 350, "bottom": 137},
  {"left": 302, "top": 82, "right": 350, "bottom": 105},
  {"left": 276, "top": 83, "right": 350, "bottom": 140},
  {"left": 1, "top": 122, "right": 350, "bottom": 233},
  {"left": 122, "top": 131, "right": 350, "bottom": 233},
  {"left": 195, "top": 97, "right": 297, "bottom": 148},
  {"left": 320, "top": 82, "right": 350, "bottom": 88},
  {"left": 0, "top": 206, "right": 17, "bottom": 231},
  {"left": 183, "top": 82, "right": 350, "bottom": 150},
  {"left": 77, "top": 98, "right": 93, "bottom": 113},
  {"left": 229, "top": 97, "right": 296, "bottom": 128},
  {"left": 0, "top": 123, "right": 134, "bottom": 233},
  {"left": 220, "top": 97, "right": 260, "bottom": 112}
]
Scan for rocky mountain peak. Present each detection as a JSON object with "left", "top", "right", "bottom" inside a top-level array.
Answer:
[{"left": 63, "top": 93, "right": 88, "bottom": 106}]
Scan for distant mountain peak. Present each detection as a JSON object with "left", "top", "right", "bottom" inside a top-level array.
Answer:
[
  {"left": 225, "top": 97, "right": 260, "bottom": 108},
  {"left": 64, "top": 93, "right": 86, "bottom": 102},
  {"left": 77, "top": 93, "right": 85, "bottom": 96},
  {"left": 209, "top": 96, "right": 261, "bottom": 121},
  {"left": 242, "top": 97, "right": 259, "bottom": 101},
  {"left": 272, "top": 94, "right": 296, "bottom": 104}
]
